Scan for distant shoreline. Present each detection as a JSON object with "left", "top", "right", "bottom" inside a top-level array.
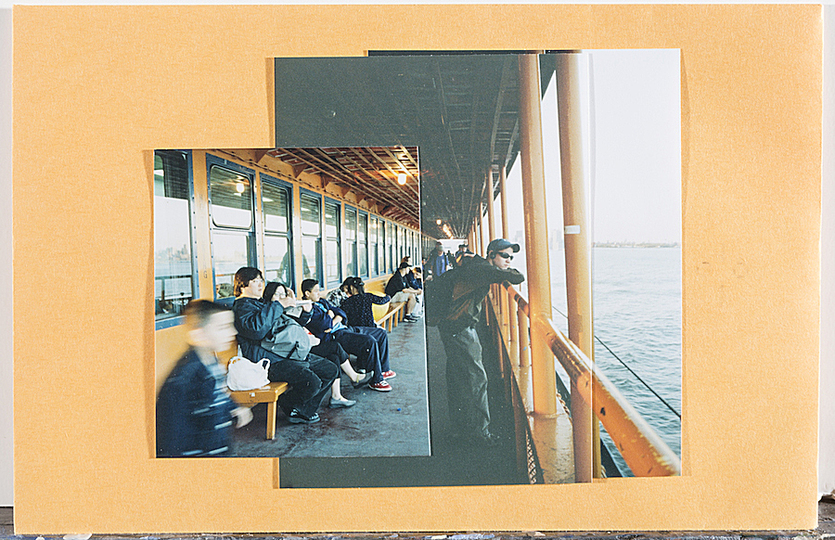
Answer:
[{"left": 593, "top": 242, "right": 680, "bottom": 248}]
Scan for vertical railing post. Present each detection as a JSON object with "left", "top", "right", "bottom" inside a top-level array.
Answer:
[
  {"left": 500, "top": 166, "right": 519, "bottom": 359},
  {"left": 477, "top": 202, "right": 485, "bottom": 256},
  {"left": 517, "top": 309, "right": 531, "bottom": 369},
  {"left": 486, "top": 167, "right": 496, "bottom": 241},
  {"left": 555, "top": 51, "right": 597, "bottom": 481},
  {"left": 518, "top": 52, "right": 558, "bottom": 419}
]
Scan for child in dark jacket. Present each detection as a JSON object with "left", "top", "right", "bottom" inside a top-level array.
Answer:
[
  {"left": 156, "top": 300, "right": 252, "bottom": 457},
  {"left": 300, "top": 279, "right": 395, "bottom": 392},
  {"left": 339, "top": 277, "right": 390, "bottom": 328}
]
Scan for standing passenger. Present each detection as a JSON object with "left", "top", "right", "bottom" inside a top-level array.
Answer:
[
  {"left": 156, "top": 300, "right": 253, "bottom": 457},
  {"left": 232, "top": 267, "right": 338, "bottom": 424},
  {"left": 424, "top": 241, "right": 450, "bottom": 280},
  {"left": 435, "top": 238, "right": 524, "bottom": 447}
]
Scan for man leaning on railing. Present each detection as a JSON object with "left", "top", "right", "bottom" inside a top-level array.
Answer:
[{"left": 435, "top": 238, "right": 524, "bottom": 447}]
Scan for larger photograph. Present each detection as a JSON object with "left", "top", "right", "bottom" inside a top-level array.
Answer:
[{"left": 154, "top": 51, "right": 681, "bottom": 487}]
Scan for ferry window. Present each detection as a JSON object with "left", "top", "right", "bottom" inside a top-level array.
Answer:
[
  {"left": 300, "top": 193, "right": 321, "bottom": 284},
  {"left": 262, "top": 181, "right": 289, "bottom": 233},
  {"left": 358, "top": 212, "right": 368, "bottom": 277},
  {"left": 264, "top": 235, "right": 292, "bottom": 285},
  {"left": 154, "top": 150, "right": 193, "bottom": 320},
  {"left": 369, "top": 216, "right": 379, "bottom": 276},
  {"left": 324, "top": 201, "right": 341, "bottom": 287},
  {"left": 345, "top": 207, "right": 357, "bottom": 277},
  {"left": 209, "top": 165, "right": 252, "bottom": 229},
  {"left": 397, "top": 226, "right": 405, "bottom": 261},
  {"left": 212, "top": 231, "right": 254, "bottom": 298},
  {"left": 262, "top": 179, "right": 292, "bottom": 286},
  {"left": 386, "top": 222, "right": 395, "bottom": 273},
  {"left": 208, "top": 159, "right": 255, "bottom": 299}
]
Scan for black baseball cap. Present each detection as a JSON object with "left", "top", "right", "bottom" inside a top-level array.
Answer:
[{"left": 486, "top": 238, "right": 520, "bottom": 254}]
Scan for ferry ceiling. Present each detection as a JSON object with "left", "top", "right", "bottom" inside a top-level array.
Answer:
[{"left": 272, "top": 53, "right": 556, "bottom": 240}]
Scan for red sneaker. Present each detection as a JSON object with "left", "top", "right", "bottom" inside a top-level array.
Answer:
[
  {"left": 382, "top": 370, "right": 397, "bottom": 379},
  {"left": 369, "top": 380, "right": 392, "bottom": 392}
]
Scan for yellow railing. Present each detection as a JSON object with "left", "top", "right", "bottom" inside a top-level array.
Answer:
[{"left": 499, "top": 283, "right": 681, "bottom": 478}]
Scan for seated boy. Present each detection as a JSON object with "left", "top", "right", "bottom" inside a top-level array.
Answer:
[{"left": 156, "top": 300, "right": 253, "bottom": 457}]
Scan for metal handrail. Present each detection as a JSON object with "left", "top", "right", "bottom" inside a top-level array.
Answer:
[{"left": 502, "top": 283, "right": 681, "bottom": 477}]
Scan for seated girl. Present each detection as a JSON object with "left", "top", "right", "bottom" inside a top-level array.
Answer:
[{"left": 339, "top": 276, "right": 390, "bottom": 328}]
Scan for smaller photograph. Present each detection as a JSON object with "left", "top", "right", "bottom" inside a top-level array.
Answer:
[{"left": 153, "top": 147, "right": 431, "bottom": 460}]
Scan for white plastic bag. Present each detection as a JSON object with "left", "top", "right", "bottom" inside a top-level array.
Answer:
[{"left": 226, "top": 353, "right": 270, "bottom": 391}]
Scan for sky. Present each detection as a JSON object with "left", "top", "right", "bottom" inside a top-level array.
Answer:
[
  {"left": 499, "top": 49, "right": 681, "bottom": 248},
  {"left": 588, "top": 49, "right": 681, "bottom": 244}
]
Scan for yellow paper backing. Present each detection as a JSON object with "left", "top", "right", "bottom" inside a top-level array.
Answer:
[{"left": 12, "top": 4, "right": 821, "bottom": 533}]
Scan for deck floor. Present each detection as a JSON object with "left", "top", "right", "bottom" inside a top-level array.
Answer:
[
  {"left": 230, "top": 318, "right": 431, "bottom": 459},
  {"left": 228, "top": 317, "right": 529, "bottom": 488}
]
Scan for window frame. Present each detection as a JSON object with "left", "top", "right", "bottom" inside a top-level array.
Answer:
[
  {"left": 357, "top": 209, "right": 369, "bottom": 279},
  {"left": 260, "top": 173, "right": 294, "bottom": 288},
  {"left": 154, "top": 149, "right": 198, "bottom": 330},
  {"left": 206, "top": 154, "right": 257, "bottom": 303},
  {"left": 324, "top": 197, "right": 342, "bottom": 288},
  {"left": 299, "top": 188, "right": 324, "bottom": 287}
]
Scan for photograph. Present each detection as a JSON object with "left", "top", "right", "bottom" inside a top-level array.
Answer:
[{"left": 155, "top": 50, "right": 681, "bottom": 487}]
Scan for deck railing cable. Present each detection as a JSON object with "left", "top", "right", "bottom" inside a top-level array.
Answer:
[{"left": 551, "top": 306, "right": 681, "bottom": 420}]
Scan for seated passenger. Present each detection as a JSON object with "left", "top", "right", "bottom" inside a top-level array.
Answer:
[
  {"left": 231, "top": 267, "right": 339, "bottom": 424},
  {"left": 299, "top": 278, "right": 395, "bottom": 392},
  {"left": 156, "top": 299, "right": 253, "bottom": 457},
  {"left": 326, "top": 283, "right": 349, "bottom": 308},
  {"left": 340, "top": 276, "right": 390, "bottom": 328},
  {"left": 400, "top": 256, "right": 422, "bottom": 291},
  {"left": 261, "top": 282, "right": 372, "bottom": 408},
  {"left": 385, "top": 262, "right": 422, "bottom": 322}
]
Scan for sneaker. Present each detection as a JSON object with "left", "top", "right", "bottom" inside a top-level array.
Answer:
[
  {"left": 351, "top": 371, "right": 374, "bottom": 388},
  {"left": 329, "top": 397, "right": 356, "bottom": 409},
  {"left": 403, "top": 315, "right": 417, "bottom": 323},
  {"left": 381, "top": 370, "right": 396, "bottom": 380},
  {"left": 287, "top": 409, "right": 320, "bottom": 424},
  {"left": 369, "top": 380, "right": 392, "bottom": 392}
]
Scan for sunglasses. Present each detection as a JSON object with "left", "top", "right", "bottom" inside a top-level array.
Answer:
[{"left": 496, "top": 252, "right": 513, "bottom": 260}]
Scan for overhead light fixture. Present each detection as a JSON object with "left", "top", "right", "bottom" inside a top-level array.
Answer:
[
  {"left": 397, "top": 173, "right": 408, "bottom": 185},
  {"left": 235, "top": 182, "right": 245, "bottom": 194},
  {"left": 436, "top": 219, "right": 442, "bottom": 225}
]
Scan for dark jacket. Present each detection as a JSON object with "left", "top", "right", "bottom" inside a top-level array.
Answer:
[
  {"left": 232, "top": 296, "right": 289, "bottom": 364},
  {"left": 385, "top": 271, "right": 409, "bottom": 297},
  {"left": 156, "top": 348, "right": 235, "bottom": 457},
  {"left": 303, "top": 298, "right": 348, "bottom": 340},
  {"left": 341, "top": 292, "right": 390, "bottom": 327},
  {"left": 444, "top": 255, "right": 525, "bottom": 333},
  {"left": 425, "top": 250, "right": 449, "bottom": 278}
]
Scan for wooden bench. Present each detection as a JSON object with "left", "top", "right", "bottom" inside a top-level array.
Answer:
[
  {"left": 362, "top": 280, "right": 407, "bottom": 331},
  {"left": 218, "top": 342, "right": 289, "bottom": 440}
]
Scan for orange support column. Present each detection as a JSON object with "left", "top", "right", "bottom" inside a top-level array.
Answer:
[
  {"left": 556, "top": 51, "right": 597, "bottom": 481},
  {"left": 517, "top": 53, "right": 558, "bottom": 417},
  {"left": 500, "top": 165, "right": 519, "bottom": 359}
]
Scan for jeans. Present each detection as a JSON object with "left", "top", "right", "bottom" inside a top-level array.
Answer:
[
  {"left": 267, "top": 353, "right": 339, "bottom": 418},
  {"left": 332, "top": 326, "right": 391, "bottom": 383},
  {"left": 439, "top": 325, "right": 490, "bottom": 437}
]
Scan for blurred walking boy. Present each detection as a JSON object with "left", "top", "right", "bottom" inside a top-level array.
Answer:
[{"left": 156, "top": 300, "right": 252, "bottom": 457}]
